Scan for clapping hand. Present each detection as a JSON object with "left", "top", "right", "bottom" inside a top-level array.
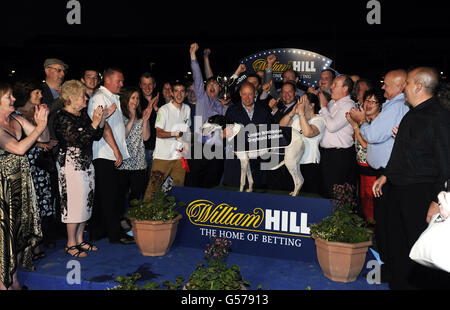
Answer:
[
  {"left": 296, "top": 94, "right": 307, "bottom": 115},
  {"left": 102, "top": 104, "right": 117, "bottom": 120},
  {"left": 348, "top": 106, "right": 365, "bottom": 123},
  {"left": 149, "top": 93, "right": 159, "bottom": 111},
  {"left": 142, "top": 104, "right": 152, "bottom": 121},
  {"left": 345, "top": 111, "right": 357, "bottom": 127},
  {"left": 34, "top": 104, "right": 49, "bottom": 131},
  {"left": 318, "top": 91, "right": 329, "bottom": 108},
  {"left": 93, "top": 105, "right": 104, "bottom": 124}
]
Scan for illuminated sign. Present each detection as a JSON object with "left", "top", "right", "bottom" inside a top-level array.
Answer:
[{"left": 240, "top": 48, "right": 334, "bottom": 88}]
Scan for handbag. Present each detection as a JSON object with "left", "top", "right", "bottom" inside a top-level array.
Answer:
[{"left": 409, "top": 191, "right": 450, "bottom": 272}]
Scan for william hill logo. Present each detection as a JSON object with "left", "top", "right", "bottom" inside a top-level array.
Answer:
[{"left": 186, "top": 200, "right": 310, "bottom": 237}]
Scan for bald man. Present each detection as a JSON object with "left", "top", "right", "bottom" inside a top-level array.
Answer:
[
  {"left": 352, "top": 69, "right": 410, "bottom": 281},
  {"left": 373, "top": 67, "right": 450, "bottom": 289},
  {"left": 223, "top": 82, "right": 272, "bottom": 189}
]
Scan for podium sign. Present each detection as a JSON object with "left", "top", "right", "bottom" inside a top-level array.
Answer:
[{"left": 171, "top": 187, "right": 333, "bottom": 261}]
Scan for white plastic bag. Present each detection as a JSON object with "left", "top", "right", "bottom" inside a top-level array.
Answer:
[
  {"left": 438, "top": 191, "right": 450, "bottom": 220},
  {"left": 409, "top": 191, "right": 450, "bottom": 272}
]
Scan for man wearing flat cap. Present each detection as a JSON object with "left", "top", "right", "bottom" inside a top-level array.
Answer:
[
  {"left": 40, "top": 58, "right": 69, "bottom": 248},
  {"left": 42, "top": 58, "right": 68, "bottom": 111}
]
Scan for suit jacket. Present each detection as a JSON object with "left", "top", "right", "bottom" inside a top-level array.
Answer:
[
  {"left": 222, "top": 102, "right": 272, "bottom": 188},
  {"left": 271, "top": 102, "right": 296, "bottom": 124},
  {"left": 41, "top": 82, "right": 58, "bottom": 110},
  {"left": 225, "top": 101, "right": 272, "bottom": 126},
  {"left": 41, "top": 82, "right": 63, "bottom": 140}
]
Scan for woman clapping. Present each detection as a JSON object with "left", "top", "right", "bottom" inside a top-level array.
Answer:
[
  {"left": 0, "top": 83, "right": 49, "bottom": 290},
  {"left": 54, "top": 80, "right": 114, "bottom": 258}
]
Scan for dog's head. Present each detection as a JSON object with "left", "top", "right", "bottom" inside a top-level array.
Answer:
[{"left": 201, "top": 114, "right": 227, "bottom": 136}]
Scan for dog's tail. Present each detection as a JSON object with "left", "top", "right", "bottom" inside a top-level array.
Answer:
[{"left": 268, "top": 160, "right": 285, "bottom": 171}]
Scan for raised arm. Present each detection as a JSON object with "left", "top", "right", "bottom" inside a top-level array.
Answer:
[
  {"left": 264, "top": 54, "right": 278, "bottom": 98},
  {"left": 0, "top": 105, "right": 49, "bottom": 155},
  {"left": 296, "top": 96, "right": 320, "bottom": 138},
  {"left": 16, "top": 105, "right": 50, "bottom": 143},
  {"left": 203, "top": 48, "right": 214, "bottom": 79},
  {"left": 142, "top": 104, "right": 152, "bottom": 141},
  {"left": 190, "top": 43, "right": 206, "bottom": 100}
]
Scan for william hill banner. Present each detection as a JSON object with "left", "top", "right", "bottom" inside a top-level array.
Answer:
[
  {"left": 170, "top": 187, "right": 333, "bottom": 261},
  {"left": 240, "top": 48, "right": 333, "bottom": 88}
]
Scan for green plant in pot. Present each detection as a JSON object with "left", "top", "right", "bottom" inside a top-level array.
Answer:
[
  {"left": 309, "top": 183, "right": 374, "bottom": 282},
  {"left": 310, "top": 183, "right": 373, "bottom": 243},
  {"left": 184, "top": 237, "right": 251, "bottom": 290},
  {"left": 127, "top": 170, "right": 185, "bottom": 256}
]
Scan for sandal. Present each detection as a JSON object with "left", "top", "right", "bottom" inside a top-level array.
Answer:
[
  {"left": 65, "top": 245, "right": 87, "bottom": 258},
  {"left": 77, "top": 241, "right": 98, "bottom": 252}
]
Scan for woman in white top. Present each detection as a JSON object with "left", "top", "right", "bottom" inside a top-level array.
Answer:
[{"left": 280, "top": 93, "right": 325, "bottom": 194}]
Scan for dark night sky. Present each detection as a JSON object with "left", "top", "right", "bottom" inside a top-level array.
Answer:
[{"left": 2, "top": 0, "right": 449, "bottom": 88}]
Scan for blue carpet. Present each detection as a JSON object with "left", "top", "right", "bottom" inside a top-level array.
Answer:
[{"left": 18, "top": 237, "right": 389, "bottom": 290}]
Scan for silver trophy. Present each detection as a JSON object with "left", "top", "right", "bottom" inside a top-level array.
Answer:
[{"left": 217, "top": 76, "right": 236, "bottom": 101}]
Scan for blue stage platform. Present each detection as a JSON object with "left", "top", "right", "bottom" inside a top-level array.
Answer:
[
  {"left": 18, "top": 186, "right": 389, "bottom": 291},
  {"left": 18, "top": 239, "right": 388, "bottom": 290}
]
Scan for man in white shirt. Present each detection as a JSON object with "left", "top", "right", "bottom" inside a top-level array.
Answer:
[
  {"left": 144, "top": 81, "right": 191, "bottom": 199},
  {"left": 319, "top": 75, "right": 357, "bottom": 198},
  {"left": 87, "top": 68, "right": 134, "bottom": 244}
]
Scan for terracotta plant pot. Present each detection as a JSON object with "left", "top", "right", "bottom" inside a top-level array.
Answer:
[
  {"left": 131, "top": 214, "right": 182, "bottom": 256},
  {"left": 314, "top": 237, "right": 372, "bottom": 283}
]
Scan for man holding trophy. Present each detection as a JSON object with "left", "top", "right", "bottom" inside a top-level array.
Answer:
[{"left": 185, "top": 43, "right": 243, "bottom": 189}]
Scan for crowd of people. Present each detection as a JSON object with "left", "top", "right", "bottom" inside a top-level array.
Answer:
[{"left": 0, "top": 43, "right": 450, "bottom": 290}]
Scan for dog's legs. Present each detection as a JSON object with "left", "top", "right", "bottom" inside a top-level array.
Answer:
[
  {"left": 245, "top": 163, "right": 254, "bottom": 192},
  {"left": 285, "top": 160, "right": 303, "bottom": 196},
  {"left": 284, "top": 129, "right": 306, "bottom": 196},
  {"left": 239, "top": 156, "right": 249, "bottom": 192}
]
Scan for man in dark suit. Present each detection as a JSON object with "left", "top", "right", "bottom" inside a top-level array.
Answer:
[
  {"left": 268, "top": 81, "right": 299, "bottom": 124},
  {"left": 265, "top": 81, "right": 300, "bottom": 191},
  {"left": 222, "top": 82, "right": 272, "bottom": 189},
  {"left": 40, "top": 58, "right": 68, "bottom": 248}
]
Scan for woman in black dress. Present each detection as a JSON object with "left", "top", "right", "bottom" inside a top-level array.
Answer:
[{"left": 54, "top": 80, "right": 114, "bottom": 258}]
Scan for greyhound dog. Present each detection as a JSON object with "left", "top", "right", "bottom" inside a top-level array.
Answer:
[{"left": 201, "top": 114, "right": 305, "bottom": 196}]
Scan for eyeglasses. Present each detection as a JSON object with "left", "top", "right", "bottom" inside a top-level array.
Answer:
[{"left": 47, "top": 66, "right": 66, "bottom": 73}]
